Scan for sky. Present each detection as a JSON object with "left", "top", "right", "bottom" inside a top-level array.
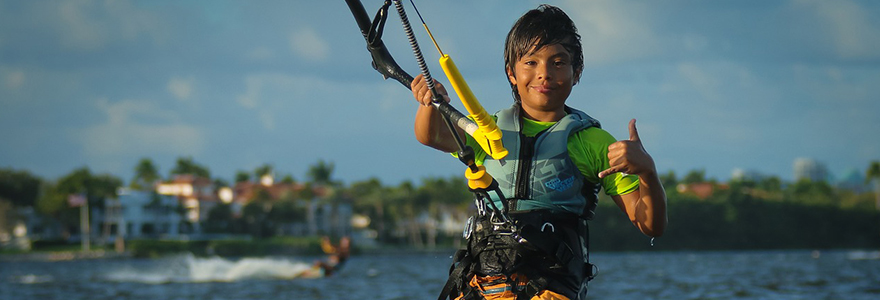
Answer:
[{"left": 1, "top": 0, "right": 879, "bottom": 186}]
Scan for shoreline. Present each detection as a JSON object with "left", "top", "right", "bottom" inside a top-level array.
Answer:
[{"left": 0, "top": 249, "right": 132, "bottom": 262}]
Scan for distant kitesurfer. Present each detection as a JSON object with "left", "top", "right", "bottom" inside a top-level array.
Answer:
[{"left": 312, "top": 236, "right": 350, "bottom": 277}]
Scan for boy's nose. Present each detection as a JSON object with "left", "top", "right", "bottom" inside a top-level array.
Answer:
[{"left": 537, "top": 63, "right": 552, "bottom": 80}]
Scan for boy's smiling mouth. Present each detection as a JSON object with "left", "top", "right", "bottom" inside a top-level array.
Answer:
[{"left": 532, "top": 84, "right": 553, "bottom": 93}]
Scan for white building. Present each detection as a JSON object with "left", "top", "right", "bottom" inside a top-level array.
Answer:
[
  {"left": 793, "top": 158, "right": 831, "bottom": 182},
  {"left": 838, "top": 168, "right": 868, "bottom": 193},
  {"left": 109, "top": 188, "right": 183, "bottom": 239},
  {"left": 156, "top": 175, "right": 219, "bottom": 232},
  {"left": 731, "top": 168, "right": 768, "bottom": 182}
]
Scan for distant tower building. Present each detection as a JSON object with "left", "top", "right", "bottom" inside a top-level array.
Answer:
[
  {"left": 837, "top": 168, "right": 868, "bottom": 193},
  {"left": 793, "top": 158, "right": 831, "bottom": 182},
  {"left": 731, "top": 168, "right": 765, "bottom": 182},
  {"left": 731, "top": 168, "right": 745, "bottom": 181}
]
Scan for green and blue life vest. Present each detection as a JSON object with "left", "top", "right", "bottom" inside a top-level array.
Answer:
[
  {"left": 444, "top": 104, "right": 639, "bottom": 300},
  {"left": 482, "top": 104, "right": 601, "bottom": 219}
]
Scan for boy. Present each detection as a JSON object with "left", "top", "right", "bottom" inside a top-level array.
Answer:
[{"left": 412, "top": 5, "right": 667, "bottom": 300}]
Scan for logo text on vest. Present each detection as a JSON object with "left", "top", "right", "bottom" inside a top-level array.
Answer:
[{"left": 544, "top": 176, "right": 575, "bottom": 192}]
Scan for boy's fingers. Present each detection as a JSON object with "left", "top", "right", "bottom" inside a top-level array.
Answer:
[
  {"left": 607, "top": 141, "right": 622, "bottom": 151},
  {"left": 432, "top": 80, "right": 451, "bottom": 103},
  {"left": 412, "top": 75, "right": 426, "bottom": 104},
  {"left": 598, "top": 166, "right": 623, "bottom": 179},
  {"left": 411, "top": 74, "right": 424, "bottom": 88},
  {"left": 438, "top": 82, "right": 449, "bottom": 97}
]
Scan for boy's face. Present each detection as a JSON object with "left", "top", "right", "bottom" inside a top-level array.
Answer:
[{"left": 507, "top": 43, "right": 575, "bottom": 118}]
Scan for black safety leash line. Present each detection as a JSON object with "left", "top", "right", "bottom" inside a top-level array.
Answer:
[
  {"left": 390, "top": 0, "right": 478, "bottom": 171},
  {"left": 344, "top": 0, "right": 481, "bottom": 143},
  {"left": 345, "top": 0, "right": 512, "bottom": 220}
]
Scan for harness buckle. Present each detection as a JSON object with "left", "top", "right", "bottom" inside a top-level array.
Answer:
[
  {"left": 475, "top": 197, "right": 486, "bottom": 216},
  {"left": 587, "top": 263, "right": 599, "bottom": 281},
  {"left": 463, "top": 216, "right": 474, "bottom": 239},
  {"left": 493, "top": 222, "right": 514, "bottom": 236},
  {"left": 540, "top": 222, "right": 555, "bottom": 233}
]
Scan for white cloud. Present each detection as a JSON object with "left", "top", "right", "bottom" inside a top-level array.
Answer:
[
  {"left": 58, "top": 0, "right": 107, "bottom": 50},
  {"left": 677, "top": 63, "right": 720, "bottom": 102},
  {"left": 259, "top": 110, "right": 276, "bottom": 131},
  {"left": 682, "top": 35, "right": 710, "bottom": 53},
  {"left": 235, "top": 73, "right": 407, "bottom": 132},
  {"left": 237, "top": 75, "right": 274, "bottom": 109},
  {"left": 167, "top": 76, "right": 194, "bottom": 101},
  {"left": 563, "top": 0, "right": 662, "bottom": 65},
  {"left": 236, "top": 73, "right": 309, "bottom": 130},
  {"left": 54, "top": 0, "right": 166, "bottom": 51},
  {"left": 78, "top": 98, "right": 203, "bottom": 157},
  {"left": 247, "top": 47, "right": 276, "bottom": 61},
  {"left": 3, "top": 70, "right": 25, "bottom": 89},
  {"left": 289, "top": 27, "right": 330, "bottom": 61},
  {"left": 790, "top": 0, "right": 880, "bottom": 59}
]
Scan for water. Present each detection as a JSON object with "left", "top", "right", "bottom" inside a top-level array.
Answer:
[{"left": 2, "top": 250, "right": 879, "bottom": 300}]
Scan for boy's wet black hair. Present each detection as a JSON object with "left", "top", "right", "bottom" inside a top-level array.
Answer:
[{"left": 504, "top": 4, "right": 583, "bottom": 102}]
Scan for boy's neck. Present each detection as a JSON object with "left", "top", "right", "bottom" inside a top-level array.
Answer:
[{"left": 521, "top": 105, "right": 566, "bottom": 122}]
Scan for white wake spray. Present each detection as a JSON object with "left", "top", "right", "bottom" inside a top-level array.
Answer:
[{"left": 105, "top": 254, "right": 317, "bottom": 284}]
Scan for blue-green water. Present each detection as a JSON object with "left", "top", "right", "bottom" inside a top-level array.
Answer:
[{"left": 2, "top": 250, "right": 879, "bottom": 299}]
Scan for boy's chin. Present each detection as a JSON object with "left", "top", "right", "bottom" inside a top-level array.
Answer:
[{"left": 522, "top": 97, "right": 566, "bottom": 109}]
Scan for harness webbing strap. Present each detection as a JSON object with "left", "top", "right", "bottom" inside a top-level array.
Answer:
[
  {"left": 439, "top": 210, "right": 592, "bottom": 300},
  {"left": 438, "top": 249, "right": 473, "bottom": 300}
]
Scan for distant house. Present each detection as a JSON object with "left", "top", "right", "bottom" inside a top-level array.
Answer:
[
  {"left": 230, "top": 176, "right": 328, "bottom": 204},
  {"left": 0, "top": 207, "right": 31, "bottom": 251},
  {"left": 104, "top": 175, "right": 353, "bottom": 239},
  {"left": 231, "top": 178, "right": 295, "bottom": 219},
  {"left": 677, "top": 182, "right": 729, "bottom": 199},
  {"left": 230, "top": 176, "right": 350, "bottom": 237},
  {"left": 156, "top": 175, "right": 218, "bottom": 232},
  {"left": 109, "top": 188, "right": 183, "bottom": 239}
]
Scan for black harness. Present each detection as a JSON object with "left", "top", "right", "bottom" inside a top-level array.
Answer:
[{"left": 438, "top": 209, "right": 597, "bottom": 300}]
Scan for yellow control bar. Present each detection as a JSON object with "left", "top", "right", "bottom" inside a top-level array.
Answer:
[{"left": 438, "top": 54, "right": 508, "bottom": 160}]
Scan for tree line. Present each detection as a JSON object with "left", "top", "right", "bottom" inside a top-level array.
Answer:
[
  {"left": 2, "top": 159, "right": 880, "bottom": 251},
  {"left": 592, "top": 167, "right": 880, "bottom": 251}
]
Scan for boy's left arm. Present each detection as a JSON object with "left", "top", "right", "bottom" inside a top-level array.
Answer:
[{"left": 599, "top": 119, "right": 668, "bottom": 237}]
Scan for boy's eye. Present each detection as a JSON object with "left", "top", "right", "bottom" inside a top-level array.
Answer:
[{"left": 524, "top": 61, "right": 537, "bottom": 66}]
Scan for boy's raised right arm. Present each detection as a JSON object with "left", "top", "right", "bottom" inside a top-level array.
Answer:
[{"left": 412, "top": 74, "right": 464, "bottom": 153}]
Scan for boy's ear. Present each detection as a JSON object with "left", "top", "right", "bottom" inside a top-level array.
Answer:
[{"left": 506, "top": 67, "right": 517, "bottom": 85}]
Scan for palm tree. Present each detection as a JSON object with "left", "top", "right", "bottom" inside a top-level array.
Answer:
[
  {"left": 280, "top": 174, "right": 296, "bottom": 184},
  {"left": 170, "top": 156, "right": 210, "bottom": 178},
  {"left": 418, "top": 176, "right": 470, "bottom": 249},
  {"left": 682, "top": 169, "right": 706, "bottom": 184},
  {"left": 131, "top": 158, "right": 160, "bottom": 190},
  {"left": 307, "top": 160, "right": 335, "bottom": 185},
  {"left": 254, "top": 164, "right": 274, "bottom": 185},
  {"left": 298, "top": 182, "right": 319, "bottom": 236},
  {"left": 390, "top": 180, "right": 423, "bottom": 248},
  {"left": 306, "top": 160, "right": 337, "bottom": 236},
  {"left": 349, "top": 177, "right": 386, "bottom": 241},
  {"left": 254, "top": 164, "right": 274, "bottom": 177},
  {"left": 234, "top": 170, "right": 251, "bottom": 183},
  {"left": 866, "top": 161, "right": 880, "bottom": 210}
]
